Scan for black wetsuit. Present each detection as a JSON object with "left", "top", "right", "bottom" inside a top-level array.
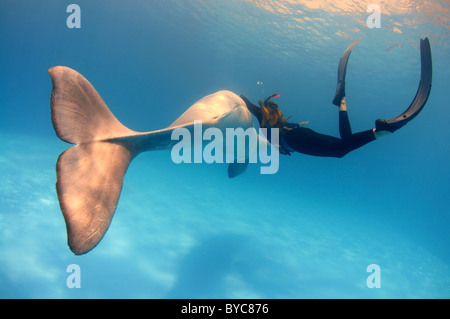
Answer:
[{"left": 240, "top": 96, "right": 376, "bottom": 158}]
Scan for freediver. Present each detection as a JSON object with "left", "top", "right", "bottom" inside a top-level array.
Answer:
[{"left": 240, "top": 38, "right": 432, "bottom": 157}]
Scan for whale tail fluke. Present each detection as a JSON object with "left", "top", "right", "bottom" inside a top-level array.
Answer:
[
  {"left": 55, "top": 142, "right": 133, "bottom": 255},
  {"left": 49, "top": 66, "right": 136, "bottom": 144},
  {"left": 50, "top": 66, "right": 137, "bottom": 255}
]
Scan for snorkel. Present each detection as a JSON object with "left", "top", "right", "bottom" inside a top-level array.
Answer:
[{"left": 263, "top": 93, "right": 280, "bottom": 104}]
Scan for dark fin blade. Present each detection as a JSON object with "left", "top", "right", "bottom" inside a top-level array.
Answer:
[
  {"left": 376, "top": 37, "right": 432, "bottom": 132},
  {"left": 332, "top": 39, "right": 362, "bottom": 106}
]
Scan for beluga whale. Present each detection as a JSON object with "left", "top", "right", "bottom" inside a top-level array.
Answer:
[{"left": 49, "top": 66, "right": 276, "bottom": 255}]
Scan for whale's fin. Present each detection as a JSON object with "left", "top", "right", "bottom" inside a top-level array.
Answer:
[
  {"left": 228, "top": 162, "right": 248, "bottom": 178},
  {"left": 49, "top": 66, "right": 135, "bottom": 144},
  {"left": 56, "top": 142, "right": 133, "bottom": 255},
  {"left": 49, "top": 66, "right": 138, "bottom": 255}
]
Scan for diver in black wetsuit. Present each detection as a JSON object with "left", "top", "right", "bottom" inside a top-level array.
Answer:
[
  {"left": 241, "top": 38, "right": 432, "bottom": 158},
  {"left": 241, "top": 94, "right": 378, "bottom": 157}
]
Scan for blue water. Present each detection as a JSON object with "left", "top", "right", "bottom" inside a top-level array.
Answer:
[{"left": 1, "top": 0, "right": 449, "bottom": 298}]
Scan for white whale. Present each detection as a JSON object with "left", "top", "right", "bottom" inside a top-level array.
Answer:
[{"left": 49, "top": 66, "right": 273, "bottom": 255}]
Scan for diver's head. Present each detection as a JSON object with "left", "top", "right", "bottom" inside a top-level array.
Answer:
[{"left": 258, "top": 94, "right": 290, "bottom": 129}]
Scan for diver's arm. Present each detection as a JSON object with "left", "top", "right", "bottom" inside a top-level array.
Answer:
[{"left": 240, "top": 95, "right": 263, "bottom": 124}]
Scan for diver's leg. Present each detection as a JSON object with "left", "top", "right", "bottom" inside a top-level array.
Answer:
[
  {"left": 339, "top": 97, "right": 352, "bottom": 139},
  {"left": 338, "top": 129, "right": 377, "bottom": 157},
  {"left": 339, "top": 86, "right": 386, "bottom": 140},
  {"left": 283, "top": 126, "right": 375, "bottom": 158},
  {"left": 337, "top": 71, "right": 382, "bottom": 141}
]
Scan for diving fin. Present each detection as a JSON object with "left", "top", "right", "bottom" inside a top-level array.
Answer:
[
  {"left": 332, "top": 39, "right": 362, "bottom": 106},
  {"left": 375, "top": 37, "right": 432, "bottom": 133}
]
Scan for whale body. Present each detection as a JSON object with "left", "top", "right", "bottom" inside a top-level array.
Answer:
[{"left": 49, "top": 66, "right": 267, "bottom": 254}]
